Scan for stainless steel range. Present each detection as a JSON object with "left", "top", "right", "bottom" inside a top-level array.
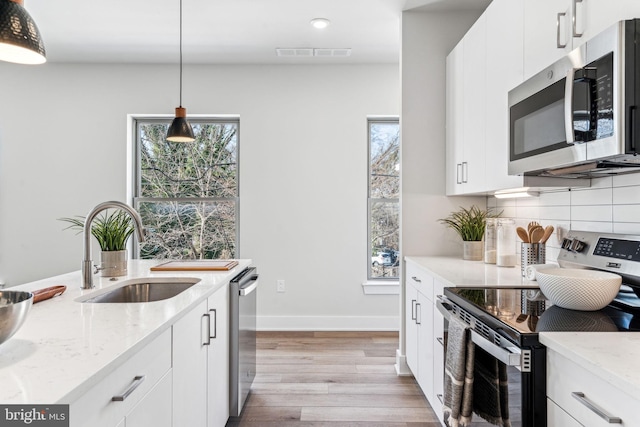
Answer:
[{"left": 440, "top": 231, "right": 640, "bottom": 427}]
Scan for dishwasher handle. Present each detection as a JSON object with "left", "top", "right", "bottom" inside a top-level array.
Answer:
[{"left": 239, "top": 275, "right": 258, "bottom": 296}]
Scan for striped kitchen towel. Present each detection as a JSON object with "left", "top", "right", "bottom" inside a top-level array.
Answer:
[{"left": 443, "top": 314, "right": 475, "bottom": 427}]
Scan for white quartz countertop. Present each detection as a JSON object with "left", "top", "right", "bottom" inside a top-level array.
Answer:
[
  {"left": 404, "top": 255, "right": 540, "bottom": 288},
  {"left": 0, "top": 259, "right": 251, "bottom": 405},
  {"left": 539, "top": 332, "right": 640, "bottom": 400}
]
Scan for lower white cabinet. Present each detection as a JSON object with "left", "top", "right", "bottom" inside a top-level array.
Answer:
[
  {"left": 432, "top": 279, "right": 446, "bottom": 424},
  {"left": 173, "top": 286, "right": 230, "bottom": 427},
  {"left": 547, "top": 349, "right": 640, "bottom": 426},
  {"left": 69, "top": 328, "right": 172, "bottom": 427},
  {"left": 125, "top": 370, "right": 173, "bottom": 427},
  {"left": 405, "top": 260, "right": 440, "bottom": 417}
]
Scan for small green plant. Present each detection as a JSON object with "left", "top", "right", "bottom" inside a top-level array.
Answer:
[
  {"left": 438, "top": 206, "right": 501, "bottom": 241},
  {"left": 60, "top": 210, "right": 135, "bottom": 251}
]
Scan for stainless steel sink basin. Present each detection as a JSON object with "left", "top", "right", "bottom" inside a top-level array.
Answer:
[{"left": 81, "top": 277, "right": 200, "bottom": 303}]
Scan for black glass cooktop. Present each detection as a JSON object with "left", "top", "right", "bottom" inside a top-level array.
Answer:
[{"left": 445, "top": 287, "right": 640, "bottom": 335}]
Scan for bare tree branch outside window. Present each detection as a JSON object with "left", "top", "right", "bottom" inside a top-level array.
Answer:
[{"left": 133, "top": 119, "right": 239, "bottom": 259}]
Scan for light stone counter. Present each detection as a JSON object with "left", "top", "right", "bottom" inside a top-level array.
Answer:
[
  {"left": 0, "top": 259, "right": 251, "bottom": 405},
  {"left": 404, "top": 255, "right": 540, "bottom": 288},
  {"left": 539, "top": 332, "right": 640, "bottom": 400}
]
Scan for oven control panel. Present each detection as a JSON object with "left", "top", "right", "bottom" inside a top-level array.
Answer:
[{"left": 557, "top": 230, "right": 640, "bottom": 280}]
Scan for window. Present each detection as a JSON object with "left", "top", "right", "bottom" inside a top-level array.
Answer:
[
  {"left": 368, "top": 118, "right": 399, "bottom": 280},
  {"left": 133, "top": 117, "right": 239, "bottom": 259}
]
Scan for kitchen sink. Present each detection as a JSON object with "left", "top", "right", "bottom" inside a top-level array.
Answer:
[{"left": 80, "top": 277, "right": 201, "bottom": 303}]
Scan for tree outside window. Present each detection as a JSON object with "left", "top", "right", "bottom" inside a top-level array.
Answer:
[
  {"left": 368, "top": 118, "right": 399, "bottom": 279},
  {"left": 133, "top": 118, "right": 239, "bottom": 259}
]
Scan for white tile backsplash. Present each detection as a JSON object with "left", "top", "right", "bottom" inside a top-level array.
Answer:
[{"left": 487, "top": 172, "right": 640, "bottom": 236}]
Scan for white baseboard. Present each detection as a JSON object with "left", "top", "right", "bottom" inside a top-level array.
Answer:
[
  {"left": 257, "top": 315, "right": 399, "bottom": 331},
  {"left": 394, "top": 349, "right": 413, "bottom": 376}
]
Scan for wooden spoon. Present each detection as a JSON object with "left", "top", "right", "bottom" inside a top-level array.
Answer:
[
  {"left": 527, "top": 221, "right": 540, "bottom": 235},
  {"left": 516, "top": 227, "right": 530, "bottom": 243},
  {"left": 530, "top": 226, "right": 545, "bottom": 244},
  {"left": 540, "top": 225, "right": 555, "bottom": 244}
]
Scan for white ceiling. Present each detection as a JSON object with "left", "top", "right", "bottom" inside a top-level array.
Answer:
[{"left": 26, "top": 0, "right": 490, "bottom": 64}]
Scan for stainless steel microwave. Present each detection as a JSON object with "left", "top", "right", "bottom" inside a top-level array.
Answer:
[{"left": 508, "top": 19, "right": 640, "bottom": 178}]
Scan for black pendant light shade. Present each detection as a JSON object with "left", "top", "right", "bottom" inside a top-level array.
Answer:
[
  {"left": 167, "top": 107, "right": 195, "bottom": 142},
  {"left": 0, "top": 0, "right": 46, "bottom": 65},
  {"left": 166, "top": 0, "right": 195, "bottom": 142}
]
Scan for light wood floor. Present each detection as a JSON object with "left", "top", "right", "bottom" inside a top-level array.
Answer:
[{"left": 226, "top": 331, "right": 440, "bottom": 427}]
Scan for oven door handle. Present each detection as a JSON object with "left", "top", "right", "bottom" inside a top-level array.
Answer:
[
  {"left": 470, "top": 330, "right": 521, "bottom": 367},
  {"left": 435, "top": 297, "right": 452, "bottom": 321}
]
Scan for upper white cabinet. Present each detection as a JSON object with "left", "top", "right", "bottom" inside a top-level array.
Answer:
[
  {"left": 524, "top": 0, "right": 640, "bottom": 79},
  {"left": 445, "top": 40, "right": 464, "bottom": 196}
]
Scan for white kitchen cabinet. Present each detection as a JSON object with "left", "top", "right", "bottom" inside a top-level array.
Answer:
[
  {"left": 523, "top": 0, "right": 573, "bottom": 79},
  {"left": 445, "top": 17, "right": 487, "bottom": 195},
  {"left": 173, "top": 286, "right": 230, "bottom": 427},
  {"left": 431, "top": 279, "right": 446, "bottom": 425},
  {"left": 547, "top": 399, "right": 582, "bottom": 427},
  {"left": 207, "top": 284, "right": 230, "bottom": 427},
  {"left": 445, "top": 40, "right": 464, "bottom": 196},
  {"left": 547, "top": 349, "right": 640, "bottom": 426},
  {"left": 173, "top": 299, "right": 209, "bottom": 427},
  {"left": 69, "top": 329, "right": 172, "bottom": 427},
  {"left": 405, "top": 259, "right": 442, "bottom": 416},
  {"left": 484, "top": 0, "right": 526, "bottom": 192}
]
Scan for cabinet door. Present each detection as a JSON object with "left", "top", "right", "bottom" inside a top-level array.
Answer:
[
  {"left": 173, "top": 299, "right": 208, "bottom": 427},
  {"left": 484, "top": 0, "right": 526, "bottom": 191},
  {"left": 405, "top": 280, "right": 419, "bottom": 375},
  {"left": 461, "top": 14, "right": 487, "bottom": 194},
  {"left": 431, "top": 279, "right": 446, "bottom": 423},
  {"left": 578, "top": 0, "right": 640, "bottom": 44},
  {"left": 126, "top": 371, "right": 172, "bottom": 427},
  {"left": 445, "top": 40, "right": 464, "bottom": 196},
  {"left": 524, "top": 0, "right": 573, "bottom": 79},
  {"left": 207, "top": 286, "right": 230, "bottom": 427},
  {"left": 416, "top": 290, "right": 434, "bottom": 404}
]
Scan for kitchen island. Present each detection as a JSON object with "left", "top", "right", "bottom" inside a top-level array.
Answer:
[{"left": 0, "top": 259, "right": 250, "bottom": 426}]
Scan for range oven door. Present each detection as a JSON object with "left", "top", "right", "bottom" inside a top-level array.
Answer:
[{"left": 436, "top": 297, "right": 546, "bottom": 427}]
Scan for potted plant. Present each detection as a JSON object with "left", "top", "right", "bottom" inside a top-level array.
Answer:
[
  {"left": 438, "top": 206, "right": 501, "bottom": 261},
  {"left": 60, "top": 210, "right": 135, "bottom": 277}
]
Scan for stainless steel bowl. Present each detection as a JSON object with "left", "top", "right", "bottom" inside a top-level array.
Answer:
[{"left": 0, "top": 290, "right": 34, "bottom": 346}]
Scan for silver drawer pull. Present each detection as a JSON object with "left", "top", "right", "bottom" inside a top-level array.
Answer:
[
  {"left": 411, "top": 276, "right": 421, "bottom": 283},
  {"left": 112, "top": 375, "right": 145, "bottom": 402},
  {"left": 436, "top": 337, "right": 445, "bottom": 347},
  {"left": 571, "top": 392, "right": 622, "bottom": 424},
  {"left": 437, "top": 393, "right": 444, "bottom": 404}
]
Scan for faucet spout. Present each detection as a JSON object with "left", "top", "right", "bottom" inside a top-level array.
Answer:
[{"left": 82, "top": 201, "right": 146, "bottom": 289}]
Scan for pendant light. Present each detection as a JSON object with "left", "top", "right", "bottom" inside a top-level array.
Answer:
[
  {"left": 0, "top": 0, "right": 46, "bottom": 65},
  {"left": 166, "top": 0, "right": 195, "bottom": 142}
]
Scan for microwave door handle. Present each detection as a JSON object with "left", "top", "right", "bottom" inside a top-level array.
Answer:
[{"left": 564, "top": 68, "right": 576, "bottom": 144}]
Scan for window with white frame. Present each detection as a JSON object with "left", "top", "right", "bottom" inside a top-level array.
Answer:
[
  {"left": 133, "top": 117, "right": 239, "bottom": 259},
  {"left": 368, "top": 118, "right": 399, "bottom": 280}
]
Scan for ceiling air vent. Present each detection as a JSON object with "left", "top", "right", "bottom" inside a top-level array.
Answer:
[
  {"left": 275, "top": 48, "right": 352, "bottom": 57},
  {"left": 276, "top": 48, "right": 313, "bottom": 57}
]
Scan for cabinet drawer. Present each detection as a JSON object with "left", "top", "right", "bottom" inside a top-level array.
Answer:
[
  {"left": 547, "top": 350, "right": 640, "bottom": 426},
  {"left": 406, "top": 262, "right": 434, "bottom": 301},
  {"left": 547, "top": 398, "right": 582, "bottom": 427},
  {"left": 70, "top": 328, "right": 172, "bottom": 427}
]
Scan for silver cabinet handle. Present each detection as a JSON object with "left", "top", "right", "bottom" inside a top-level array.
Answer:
[
  {"left": 557, "top": 12, "right": 567, "bottom": 48},
  {"left": 411, "top": 276, "right": 421, "bottom": 283},
  {"left": 416, "top": 302, "right": 421, "bottom": 325},
  {"left": 572, "top": 0, "right": 583, "bottom": 38},
  {"left": 203, "top": 308, "right": 218, "bottom": 345},
  {"left": 571, "top": 392, "right": 622, "bottom": 423},
  {"left": 456, "top": 163, "right": 462, "bottom": 184},
  {"left": 112, "top": 375, "right": 145, "bottom": 401},
  {"left": 436, "top": 337, "right": 445, "bottom": 347},
  {"left": 437, "top": 394, "right": 444, "bottom": 404},
  {"left": 461, "top": 161, "right": 468, "bottom": 183},
  {"left": 411, "top": 299, "right": 417, "bottom": 321}
]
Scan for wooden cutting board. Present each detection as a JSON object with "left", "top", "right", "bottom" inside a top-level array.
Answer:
[{"left": 150, "top": 260, "right": 239, "bottom": 271}]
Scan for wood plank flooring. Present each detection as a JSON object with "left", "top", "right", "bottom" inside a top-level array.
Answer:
[{"left": 226, "top": 331, "right": 441, "bottom": 427}]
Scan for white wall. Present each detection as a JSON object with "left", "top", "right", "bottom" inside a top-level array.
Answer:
[{"left": 0, "top": 62, "right": 399, "bottom": 330}]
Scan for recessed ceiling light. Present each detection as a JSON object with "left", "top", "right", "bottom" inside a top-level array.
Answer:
[{"left": 310, "top": 18, "right": 331, "bottom": 29}]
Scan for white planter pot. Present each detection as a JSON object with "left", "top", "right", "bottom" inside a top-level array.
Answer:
[{"left": 463, "top": 241, "right": 483, "bottom": 261}]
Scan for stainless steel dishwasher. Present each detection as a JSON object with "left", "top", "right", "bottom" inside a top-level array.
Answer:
[{"left": 229, "top": 266, "right": 258, "bottom": 417}]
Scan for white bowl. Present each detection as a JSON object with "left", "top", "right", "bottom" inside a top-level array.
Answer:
[{"left": 536, "top": 268, "right": 622, "bottom": 311}]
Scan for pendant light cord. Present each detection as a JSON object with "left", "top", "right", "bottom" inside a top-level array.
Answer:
[{"left": 179, "top": 0, "right": 183, "bottom": 107}]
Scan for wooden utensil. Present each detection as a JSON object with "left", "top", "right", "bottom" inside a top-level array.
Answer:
[
  {"left": 516, "top": 226, "right": 530, "bottom": 243},
  {"left": 527, "top": 221, "right": 540, "bottom": 235},
  {"left": 32, "top": 285, "right": 67, "bottom": 303},
  {"left": 540, "top": 225, "right": 555, "bottom": 244},
  {"left": 530, "top": 226, "right": 545, "bottom": 243}
]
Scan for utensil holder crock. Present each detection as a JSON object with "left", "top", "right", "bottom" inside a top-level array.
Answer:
[{"left": 521, "top": 243, "right": 546, "bottom": 277}]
